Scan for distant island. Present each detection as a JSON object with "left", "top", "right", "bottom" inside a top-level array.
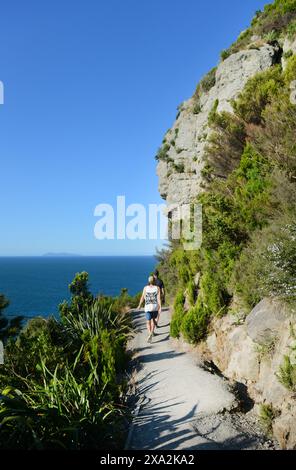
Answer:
[{"left": 42, "top": 253, "right": 83, "bottom": 257}]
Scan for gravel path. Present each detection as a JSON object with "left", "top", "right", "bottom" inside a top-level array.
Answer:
[{"left": 127, "top": 308, "right": 273, "bottom": 450}]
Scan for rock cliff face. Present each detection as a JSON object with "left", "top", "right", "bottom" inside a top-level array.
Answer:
[
  {"left": 157, "top": 43, "right": 280, "bottom": 206},
  {"left": 204, "top": 299, "right": 296, "bottom": 449},
  {"left": 156, "top": 25, "right": 296, "bottom": 449}
]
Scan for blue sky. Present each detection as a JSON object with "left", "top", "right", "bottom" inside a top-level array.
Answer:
[{"left": 0, "top": 0, "right": 268, "bottom": 256}]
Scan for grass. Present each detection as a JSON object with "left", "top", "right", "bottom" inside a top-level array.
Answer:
[
  {"left": 254, "top": 338, "right": 277, "bottom": 359},
  {"left": 259, "top": 403, "right": 277, "bottom": 435},
  {"left": 277, "top": 355, "right": 296, "bottom": 392}
]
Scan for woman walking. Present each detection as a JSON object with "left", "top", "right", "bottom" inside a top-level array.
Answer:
[{"left": 137, "top": 275, "right": 161, "bottom": 343}]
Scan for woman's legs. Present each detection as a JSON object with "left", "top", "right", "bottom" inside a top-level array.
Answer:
[
  {"left": 146, "top": 318, "right": 155, "bottom": 342},
  {"left": 146, "top": 320, "right": 152, "bottom": 334}
]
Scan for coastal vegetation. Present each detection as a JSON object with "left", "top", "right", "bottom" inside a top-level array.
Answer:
[{"left": 0, "top": 273, "right": 137, "bottom": 449}]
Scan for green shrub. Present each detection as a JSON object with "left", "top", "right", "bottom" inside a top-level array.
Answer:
[
  {"left": 233, "top": 65, "right": 284, "bottom": 124},
  {"left": 250, "top": 61, "right": 296, "bottom": 174},
  {"left": 207, "top": 99, "right": 219, "bottom": 126},
  {"left": 200, "top": 67, "right": 217, "bottom": 92},
  {"left": 284, "top": 53, "right": 296, "bottom": 83},
  {"left": 198, "top": 271, "right": 227, "bottom": 316},
  {"left": 287, "top": 18, "right": 296, "bottom": 37},
  {"left": 1, "top": 317, "right": 67, "bottom": 387},
  {"left": 283, "top": 49, "right": 294, "bottom": 59},
  {"left": 221, "top": 49, "right": 231, "bottom": 61},
  {"left": 180, "top": 301, "right": 209, "bottom": 344},
  {"left": 217, "top": 0, "right": 296, "bottom": 59},
  {"left": 155, "top": 143, "right": 171, "bottom": 162},
  {"left": 193, "top": 102, "right": 202, "bottom": 114},
  {"left": 170, "top": 291, "right": 185, "bottom": 338},
  {"left": 259, "top": 403, "right": 276, "bottom": 435},
  {"left": 205, "top": 109, "right": 246, "bottom": 176},
  {"left": 232, "top": 212, "right": 296, "bottom": 308},
  {"left": 187, "top": 280, "right": 196, "bottom": 307},
  {"left": 277, "top": 329, "right": 296, "bottom": 391},
  {"left": 264, "top": 29, "right": 280, "bottom": 42},
  {"left": 173, "top": 163, "right": 185, "bottom": 173},
  {"left": 0, "top": 353, "right": 124, "bottom": 449},
  {"left": 253, "top": 1, "right": 296, "bottom": 36},
  {"left": 264, "top": 0, "right": 296, "bottom": 16},
  {"left": 277, "top": 355, "right": 296, "bottom": 391},
  {"left": 59, "top": 272, "right": 94, "bottom": 320},
  {"left": 0, "top": 273, "right": 132, "bottom": 449}
]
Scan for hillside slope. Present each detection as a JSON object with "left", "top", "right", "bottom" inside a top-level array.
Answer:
[{"left": 156, "top": 0, "right": 296, "bottom": 449}]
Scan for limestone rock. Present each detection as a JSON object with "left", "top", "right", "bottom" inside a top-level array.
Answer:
[
  {"left": 157, "top": 44, "right": 280, "bottom": 206},
  {"left": 214, "top": 44, "right": 279, "bottom": 113},
  {"left": 224, "top": 327, "right": 260, "bottom": 382},
  {"left": 246, "top": 298, "right": 288, "bottom": 345},
  {"left": 273, "top": 403, "right": 296, "bottom": 450},
  {"left": 201, "top": 298, "right": 296, "bottom": 448}
]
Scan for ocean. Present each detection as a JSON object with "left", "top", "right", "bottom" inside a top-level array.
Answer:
[{"left": 0, "top": 256, "right": 156, "bottom": 319}]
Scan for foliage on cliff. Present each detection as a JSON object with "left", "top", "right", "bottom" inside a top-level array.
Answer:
[
  {"left": 222, "top": 0, "right": 296, "bottom": 59},
  {"left": 157, "top": 3, "right": 296, "bottom": 343}
]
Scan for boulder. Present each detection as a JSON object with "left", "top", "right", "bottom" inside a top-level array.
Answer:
[
  {"left": 224, "top": 326, "right": 260, "bottom": 382},
  {"left": 246, "top": 298, "right": 288, "bottom": 346},
  {"left": 273, "top": 403, "right": 296, "bottom": 450}
]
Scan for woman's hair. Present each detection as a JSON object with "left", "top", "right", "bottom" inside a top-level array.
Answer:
[{"left": 148, "top": 275, "right": 154, "bottom": 284}]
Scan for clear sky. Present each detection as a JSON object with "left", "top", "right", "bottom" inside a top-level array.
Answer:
[{"left": 0, "top": 0, "right": 268, "bottom": 256}]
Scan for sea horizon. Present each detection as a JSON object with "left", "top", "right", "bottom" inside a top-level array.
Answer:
[
  {"left": 0, "top": 255, "right": 157, "bottom": 319},
  {"left": 0, "top": 254, "right": 157, "bottom": 257}
]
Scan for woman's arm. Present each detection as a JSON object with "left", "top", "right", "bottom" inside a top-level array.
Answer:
[
  {"left": 157, "top": 286, "right": 162, "bottom": 313},
  {"left": 137, "top": 287, "right": 146, "bottom": 310}
]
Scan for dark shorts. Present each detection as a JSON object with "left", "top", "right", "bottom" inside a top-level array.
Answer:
[{"left": 145, "top": 311, "right": 158, "bottom": 321}]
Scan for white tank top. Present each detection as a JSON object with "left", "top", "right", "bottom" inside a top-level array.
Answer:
[{"left": 144, "top": 285, "right": 158, "bottom": 312}]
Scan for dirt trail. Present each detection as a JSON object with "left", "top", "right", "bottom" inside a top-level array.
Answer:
[{"left": 127, "top": 308, "right": 272, "bottom": 450}]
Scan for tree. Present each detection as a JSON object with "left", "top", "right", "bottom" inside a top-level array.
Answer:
[
  {"left": 59, "top": 272, "right": 94, "bottom": 319},
  {"left": 0, "top": 294, "right": 23, "bottom": 343}
]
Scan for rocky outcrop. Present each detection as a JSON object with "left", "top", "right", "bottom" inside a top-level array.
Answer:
[
  {"left": 246, "top": 298, "right": 289, "bottom": 345},
  {"left": 204, "top": 298, "right": 296, "bottom": 449},
  {"left": 157, "top": 44, "right": 281, "bottom": 206}
]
